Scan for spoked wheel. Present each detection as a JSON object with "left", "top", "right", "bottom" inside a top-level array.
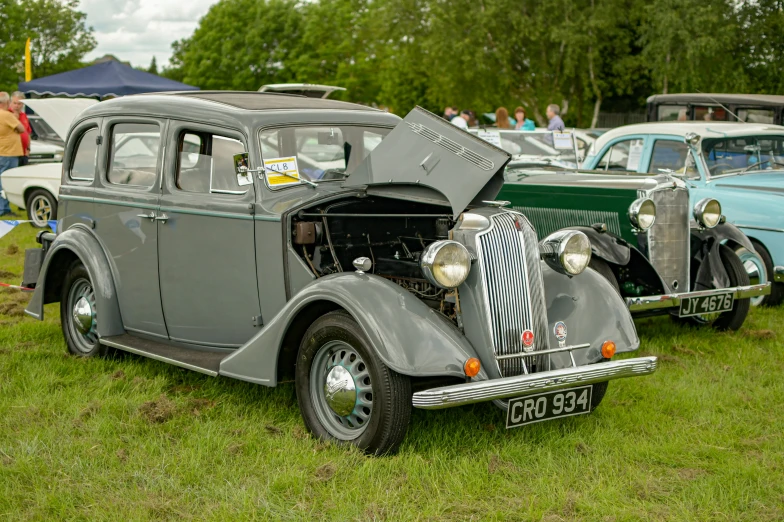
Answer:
[
  {"left": 295, "top": 311, "right": 412, "bottom": 455},
  {"left": 734, "top": 246, "right": 768, "bottom": 307},
  {"left": 26, "top": 189, "right": 57, "bottom": 228},
  {"left": 61, "top": 261, "right": 103, "bottom": 357},
  {"left": 677, "top": 244, "right": 751, "bottom": 331}
]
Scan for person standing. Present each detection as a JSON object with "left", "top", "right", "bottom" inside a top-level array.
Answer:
[
  {"left": 514, "top": 106, "right": 535, "bottom": 130},
  {"left": 546, "top": 104, "right": 565, "bottom": 131},
  {"left": 450, "top": 110, "right": 471, "bottom": 130},
  {"left": 0, "top": 92, "right": 26, "bottom": 216},
  {"left": 495, "top": 107, "right": 511, "bottom": 129},
  {"left": 9, "top": 92, "right": 31, "bottom": 166}
]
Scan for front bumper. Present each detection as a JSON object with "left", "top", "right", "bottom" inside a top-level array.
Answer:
[
  {"left": 412, "top": 356, "right": 657, "bottom": 409},
  {"left": 625, "top": 283, "right": 770, "bottom": 312},
  {"left": 775, "top": 266, "right": 784, "bottom": 283}
]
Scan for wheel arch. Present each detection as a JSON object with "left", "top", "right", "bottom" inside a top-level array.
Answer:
[
  {"left": 25, "top": 225, "right": 124, "bottom": 337},
  {"left": 220, "top": 274, "right": 479, "bottom": 387},
  {"left": 23, "top": 185, "right": 57, "bottom": 206}
]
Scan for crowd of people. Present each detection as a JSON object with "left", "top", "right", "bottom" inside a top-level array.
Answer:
[
  {"left": 441, "top": 103, "right": 565, "bottom": 132},
  {"left": 0, "top": 91, "right": 30, "bottom": 217}
]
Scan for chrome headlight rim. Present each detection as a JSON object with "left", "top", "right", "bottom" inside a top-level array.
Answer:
[
  {"left": 628, "top": 198, "right": 657, "bottom": 231},
  {"left": 420, "top": 240, "right": 472, "bottom": 289},
  {"left": 694, "top": 197, "right": 722, "bottom": 229},
  {"left": 540, "top": 230, "right": 592, "bottom": 276}
]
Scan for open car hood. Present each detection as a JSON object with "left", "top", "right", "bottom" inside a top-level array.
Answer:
[
  {"left": 343, "top": 107, "right": 511, "bottom": 218},
  {"left": 23, "top": 98, "right": 98, "bottom": 141}
]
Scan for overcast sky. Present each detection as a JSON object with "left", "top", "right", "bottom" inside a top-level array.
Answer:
[{"left": 81, "top": 0, "right": 219, "bottom": 69}]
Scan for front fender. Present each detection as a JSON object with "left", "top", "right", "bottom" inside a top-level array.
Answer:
[
  {"left": 542, "top": 263, "right": 640, "bottom": 367},
  {"left": 690, "top": 221, "right": 754, "bottom": 290},
  {"left": 25, "top": 226, "right": 124, "bottom": 337},
  {"left": 219, "top": 273, "right": 478, "bottom": 387},
  {"left": 693, "top": 221, "right": 754, "bottom": 251},
  {"left": 566, "top": 226, "right": 631, "bottom": 266}
]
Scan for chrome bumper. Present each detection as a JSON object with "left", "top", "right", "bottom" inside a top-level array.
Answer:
[
  {"left": 626, "top": 283, "right": 770, "bottom": 312},
  {"left": 775, "top": 266, "right": 784, "bottom": 283},
  {"left": 411, "top": 356, "right": 658, "bottom": 409}
]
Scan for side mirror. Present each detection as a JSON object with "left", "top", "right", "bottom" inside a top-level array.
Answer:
[{"left": 233, "top": 152, "right": 253, "bottom": 187}]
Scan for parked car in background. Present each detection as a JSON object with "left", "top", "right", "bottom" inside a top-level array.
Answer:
[
  {"left": 257, "top": 83, "right": 346, "bottom": 99},
  {"left": 0, "top": 99, "right": 97, "bottom": 226},
  {"left": 647, "top": 93, "right": 784, "bottom": 124},
  {"left": 469, "top": 128, "right": 587, "bottom": 169},
  {"left": 584, "top": 121, "right": 784, "bottom": 306},
  {"left": 498, "top": 166, "right": 769, "bottom": 330},
  {"left": 23, "top": 92, "right": 657, "bottom": 455}
]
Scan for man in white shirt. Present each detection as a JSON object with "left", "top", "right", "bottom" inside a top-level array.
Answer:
[{"left": 451, "top": 110, "right": 471, "bottom": 130}]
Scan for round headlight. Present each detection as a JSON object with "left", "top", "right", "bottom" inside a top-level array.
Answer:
[
  {"left": 694, "top": 198, "right": 722, "bottom": 229},
  {"left": 420, "top": 240, "right": 472, "bottom": 289},
  {"left": 540, "top": 230, "right": 592, "bottom": 276},
  {"left": 628, "top": 198, "right": 656, "bottom": 230}
]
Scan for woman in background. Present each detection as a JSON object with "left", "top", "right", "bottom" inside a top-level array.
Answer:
[
  {"left": 514, "top": 106, "right": 535, "bottom": 130},
  {"left": 495, "top": 107, "right": 511, "bottom": 129}
]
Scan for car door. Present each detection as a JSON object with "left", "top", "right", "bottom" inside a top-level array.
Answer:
[
  {"left": 590, "top": 136, "right": 648, "bottom": 172},
  {"left": 92, "top": 117, "right": 168, "bottom": 338},
  {"left": 157, "top": 121, "right": 261, "bottom": 348}
]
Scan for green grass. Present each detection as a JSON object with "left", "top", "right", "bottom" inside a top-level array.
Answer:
[{"left": 0, "top": 219, "right": 783, "bottom": 521}]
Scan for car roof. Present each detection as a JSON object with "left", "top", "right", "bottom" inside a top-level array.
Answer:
[
  {"left": 646, "top": 93, "right": 784, "bottom": 106},
  {"left": 593, "top": 121, "right": 784, "bottom": 151},
  {"left": 146, "top": 90, "right": 374, "bottom": 111}
]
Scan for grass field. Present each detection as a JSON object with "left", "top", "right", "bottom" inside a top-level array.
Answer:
[{"left": 1, "top": 220, "right": 782, "bottom": 521}]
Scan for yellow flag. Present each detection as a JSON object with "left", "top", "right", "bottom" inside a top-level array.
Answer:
[{"left": 24, "top": 38, "right": 32, "bottom": 82}]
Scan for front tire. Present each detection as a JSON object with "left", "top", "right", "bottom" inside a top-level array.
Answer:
[
  {"left": 681, "top": 244, "right": 751, "bottom": 331},
  {"left": 295, "top": 310, "right": 412, "bottom": 455},
  {"left": 26, "top": 189, "right": 57, "bottom": 228},
  {"left": 61, "top": 261, "right": 103, "bottom": 357}
]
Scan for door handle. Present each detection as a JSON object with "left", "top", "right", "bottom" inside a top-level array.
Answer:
[
  {"left": 154, "top": 213, "right": 169, "bottom": 224},
  {"left": 136, "top": 211, "right": 155, "bottom": 222}
]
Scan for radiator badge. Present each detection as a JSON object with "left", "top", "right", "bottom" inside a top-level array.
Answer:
[
  {"left": 521, "top": 329, "right": 535, "bottom": 352},
  {"left": 554, "top": 321, "right": 568, "bottom": 347}
]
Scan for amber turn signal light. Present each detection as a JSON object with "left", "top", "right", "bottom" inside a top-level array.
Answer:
[
  {"left": 601, "top": 340, "right": 616, "bottom": 359},
  {"left": 464, "top": 357, "right": 481, "bottom": 378}
]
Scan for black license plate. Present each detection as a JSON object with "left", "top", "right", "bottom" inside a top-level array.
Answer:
[
  {"left": 678, "top": 292, "right": 734, "bottom": 317},
  {"left": 506, "top": 385, "right": 592, "bottom": 429}
]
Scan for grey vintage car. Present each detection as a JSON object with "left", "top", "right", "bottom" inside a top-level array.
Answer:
[{"left": 23, "top": 92, "right": 657, "bottom": 455}]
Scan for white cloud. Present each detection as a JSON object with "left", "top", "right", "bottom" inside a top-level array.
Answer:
[{"left": 80, "top": 0, "right": 219, "bottom": 68}]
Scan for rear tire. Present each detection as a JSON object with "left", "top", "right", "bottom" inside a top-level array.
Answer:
[
  {"left": 25, "top": 189, "right": 57, "bottom": 228},
  {"left": 295, "top": 310, "right": 412, "bottom": 455}
]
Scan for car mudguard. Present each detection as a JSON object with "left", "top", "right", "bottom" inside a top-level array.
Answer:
[
  {"left": 25, "top": 226, "right": 124, "bottom": 337},
  {"left": 690, "top": 222, "right": 754, "bottom": 290},
  {"left": 219, "top": 273, "right": 479, "bottom": 387},
  {"left": 541, "top": 264, "right": 640, "bottom": 369},
  {"left": 565, "top": 226, "right": 631, "bottom": 266}
]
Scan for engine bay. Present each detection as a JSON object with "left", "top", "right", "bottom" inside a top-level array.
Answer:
[{"left": 292, "top": 197, "right": 460, "bottom": 322}]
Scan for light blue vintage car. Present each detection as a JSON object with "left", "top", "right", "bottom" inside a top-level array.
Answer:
[{"left": 585, "top": 122, "right": 784, "bottom": 306}]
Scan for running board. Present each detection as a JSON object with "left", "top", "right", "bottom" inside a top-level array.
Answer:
[{"left": 100, "top": 334, "right": 226, "bottom": 376}]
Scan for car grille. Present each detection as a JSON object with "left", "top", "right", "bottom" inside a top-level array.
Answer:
[
  {"left": 647, "top": 188, "right": 690, "bottom": 293},
  {"left": 513, "top": 206, "right": 622, "bottom": 238},
  {"left": 476, "top": 212, "right": 550, "bottom": 377}
]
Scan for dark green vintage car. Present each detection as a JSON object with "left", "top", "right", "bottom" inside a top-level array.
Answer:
[{"left": 498, "top": 166, "right": 771, "bottom": 331}]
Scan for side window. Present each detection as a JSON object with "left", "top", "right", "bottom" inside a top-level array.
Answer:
[
  {"left": 596, "top": 139, "right": 643, "bottom": 171},
  {"left": 648, "top": 140, "right": 691, "bottom": 174},
  {"left": 176, "top": 131, "right": 246, "bottom": 194},
  {"left": 69, "top": 128, "right": 98, "bottom": 181},
  {"left": 657, "top": 105, "right": 688, "bottom": 121},
  {"left": 108, "top": 123, "right": 161, "bottom": 187}
]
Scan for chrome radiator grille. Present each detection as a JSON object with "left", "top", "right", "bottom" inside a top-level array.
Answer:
[
  {"left": 513, "top": 206, "right": 622, "bottom": 238},
  {"left": 476, "top": 213, "right": 550, "bottom": 377},
  {"left": 647, "top": 188, "right": 690, "bottom": 293}
]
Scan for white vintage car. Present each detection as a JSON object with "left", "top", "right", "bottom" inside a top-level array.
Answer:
[{"left": 1, "top": 99, "right": 96, "bottom": 226}]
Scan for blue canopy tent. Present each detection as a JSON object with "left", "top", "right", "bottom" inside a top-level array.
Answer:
[{"left": 18, "top": 60, "right": 198, "bottom": 99}]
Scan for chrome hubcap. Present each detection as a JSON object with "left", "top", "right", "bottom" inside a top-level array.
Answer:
[
  {"left": 310, "top": 340, "right": 373, "bottom": 440},
  {"left": 324, "top": 365, "right": 357, "bottom": 416},
  {"left": 72, "top": 297, "right": 93, "bottom": 334},
  {"left": 31, "top": 195, "right": 52, "bottom": 225},
  {"left": 736, "top": 247, "right": 768, "bottom": 307}
]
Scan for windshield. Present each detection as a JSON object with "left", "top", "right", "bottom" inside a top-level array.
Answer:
[
  {"left": 702, "top": 135, "right": 784, "bottom": 175},
  {"left": 258, "top": 125, "right": 392, "bottom": 187},
  {"left": 470, "top": 129, "right": 579, "bottom": 168}
]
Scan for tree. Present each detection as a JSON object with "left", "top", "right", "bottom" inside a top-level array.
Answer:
[{"left": 148, "top": 56, "right": 158, "bottom": 75}]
